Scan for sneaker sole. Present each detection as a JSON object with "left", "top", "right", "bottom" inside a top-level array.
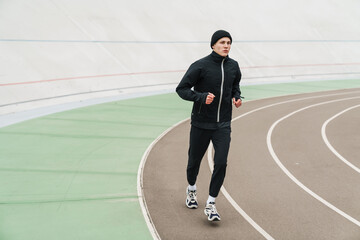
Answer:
[
  {"left": 204, "top": 210, "right": 221, "bottom": 221},
  {"left": 186, "top": 201, "right": 198, "bottom": 209},
  {"left": 208, "top": 216, "right": 221, "bottom": 221}
]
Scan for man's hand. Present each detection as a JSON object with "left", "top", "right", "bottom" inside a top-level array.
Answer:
[
  {"left": 206, "top": 93, "right": 215, "bottom": 104},
  {"left": 233, "top": 98, "right": 242, "bottom": 108}
]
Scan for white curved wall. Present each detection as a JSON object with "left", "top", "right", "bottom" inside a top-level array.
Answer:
[{"left": 1, "top": 0, "right": 359, "bottom": 114}]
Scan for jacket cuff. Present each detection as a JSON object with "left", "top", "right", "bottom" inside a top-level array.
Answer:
[{"left": 200, "top": 92, "right": 208, "bottom": 103}]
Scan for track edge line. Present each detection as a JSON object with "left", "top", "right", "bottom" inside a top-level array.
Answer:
[{"left": 137, "top": 118, "right": 190, "bottom": 240}]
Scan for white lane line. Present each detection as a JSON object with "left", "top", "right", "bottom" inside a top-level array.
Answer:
[
  {"left": 322, "top": 104, "right": 360, "bottom": 174},
  {"left": 137, "top": 118, "right": 189, "bottom": 240},
  {"left": 202, "top": 90, "right": 360, "bottom": 239},
  {"left": 207, "top": 143, "right": 275, "bottom": 240},
  {"left": 267, "top": 96, "right": 360, "bottom": 227},
  {"left": 232, "top": 90, "right": 360, "bottom": 122},
  {"left": 137, "top": 89, "right": 360, "bottom": 239}
]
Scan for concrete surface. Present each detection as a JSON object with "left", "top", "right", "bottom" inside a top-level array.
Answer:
[{"left": 1, "top": 0, "right": 360, "bottom": 114}]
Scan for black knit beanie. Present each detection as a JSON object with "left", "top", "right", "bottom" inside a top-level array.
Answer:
[{"left": 210, "top": 30, "right": 232, "bottom": 48}]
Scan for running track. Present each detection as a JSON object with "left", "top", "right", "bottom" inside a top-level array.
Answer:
[
  {"left": 142, "top": 88, "right": 360, "bottom": 239},
  {"left": 1, "top": 81, "right": 359, "bottom": 239}
]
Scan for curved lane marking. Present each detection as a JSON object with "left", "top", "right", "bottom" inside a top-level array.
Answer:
[
  {"left": 321, "top": 104, "right": 360, "bottom": 174},
  {"left": 267, "top": 96, "right": 360, "bottom": 227},
  {"left": 207, "top": 143, "right": 275, "bottom": 240},
  {"left": 137, "top": 89, "right": 360, "bottom": 239},
  {"left": 205, "top": 90, "right": 360, "bottom": 238},
  {"left": 137, "top": 118, "right": 189, "bottom": 240}
]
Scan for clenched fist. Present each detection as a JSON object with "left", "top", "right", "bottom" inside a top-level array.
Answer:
[
  {"left": 233, "top": 98, "right": 242, "bottom": 108},
  {"left": 206, "top": 93, "right": 215, "bottom": 104}
]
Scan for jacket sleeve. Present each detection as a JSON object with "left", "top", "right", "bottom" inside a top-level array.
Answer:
[
  {"left": 232, "top": 64, "right": 242, "bottom": 100},
  {"left": 176, "top": 62, "right": 208, "bottom": 103}
]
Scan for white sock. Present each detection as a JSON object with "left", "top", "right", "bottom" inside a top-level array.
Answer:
[
  {"left": 207, "top": 195, "right": 216, "bottom": 205},
  {"left": 188, "top": 184, "right": 196, "bottom": 191}
]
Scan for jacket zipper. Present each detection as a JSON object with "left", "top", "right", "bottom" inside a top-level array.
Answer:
[{"left": 217, "top": 58, "right": 225, "bottom": 122}]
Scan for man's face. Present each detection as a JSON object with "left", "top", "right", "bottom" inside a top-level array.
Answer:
[{"left": 212, "top": 37, "right": 231, "bottom": 57}]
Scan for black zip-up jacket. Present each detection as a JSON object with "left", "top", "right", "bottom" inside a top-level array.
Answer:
[{"left": 176, "top": 51, "right": 241, "bottom": 127}]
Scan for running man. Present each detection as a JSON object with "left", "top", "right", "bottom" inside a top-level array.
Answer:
[{"left": 176, "top": 30, "right": 242, "bottom": 221}]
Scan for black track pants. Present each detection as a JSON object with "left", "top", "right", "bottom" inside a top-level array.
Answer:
[{"left": 187, "top": 125, "right": 231, "bottom": 198}]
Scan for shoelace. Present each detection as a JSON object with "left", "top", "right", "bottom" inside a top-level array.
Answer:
[
  {"left": 188, "top": 191, "right": 196, "bottom": 200},
  {"left": 207, "top": 204, "right": 218, "bottom": 214}
]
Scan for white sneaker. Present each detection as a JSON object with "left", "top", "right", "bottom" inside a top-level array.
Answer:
[
  {"left": 186, "top": 188, "right": 198, "bottom": 209},
  {"left": 204, "top": 202, "right": 221, "bottom": 221}
]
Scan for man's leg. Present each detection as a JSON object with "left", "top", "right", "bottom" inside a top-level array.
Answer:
[
  {"left": 209, "top": 126, "right": 231, "bottom": 198},
  {"left": 186, "top": 126, "right": 211, "bottom": 209},
  {"left": 187, "top": 126, "right": 212, "bottom": 186},
  {"left": 204, "top": 127, "right": 231, "bottom": 221}
]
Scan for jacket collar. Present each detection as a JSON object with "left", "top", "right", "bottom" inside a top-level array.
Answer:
[{"left": 210, "top": 51, "right": 229, "bottom": 63}]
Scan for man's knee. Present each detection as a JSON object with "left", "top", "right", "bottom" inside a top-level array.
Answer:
[{"left": 214, "top": 162, "right": 227, "bottom": 171}]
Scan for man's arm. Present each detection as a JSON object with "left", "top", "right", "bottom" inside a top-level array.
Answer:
[
  {"left": 232, "top": 65, "right": 241, "bottom": 100},
  {"left": 232, "top": 64, "right": 242, "bottom": 108},
  {"left": 176, "top": 63, "right": 208, "bottom": 103}
]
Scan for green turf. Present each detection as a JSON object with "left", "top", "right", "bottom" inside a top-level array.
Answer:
[{"left": 0, "top": 79, "right": 358, "bottom": 239}]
